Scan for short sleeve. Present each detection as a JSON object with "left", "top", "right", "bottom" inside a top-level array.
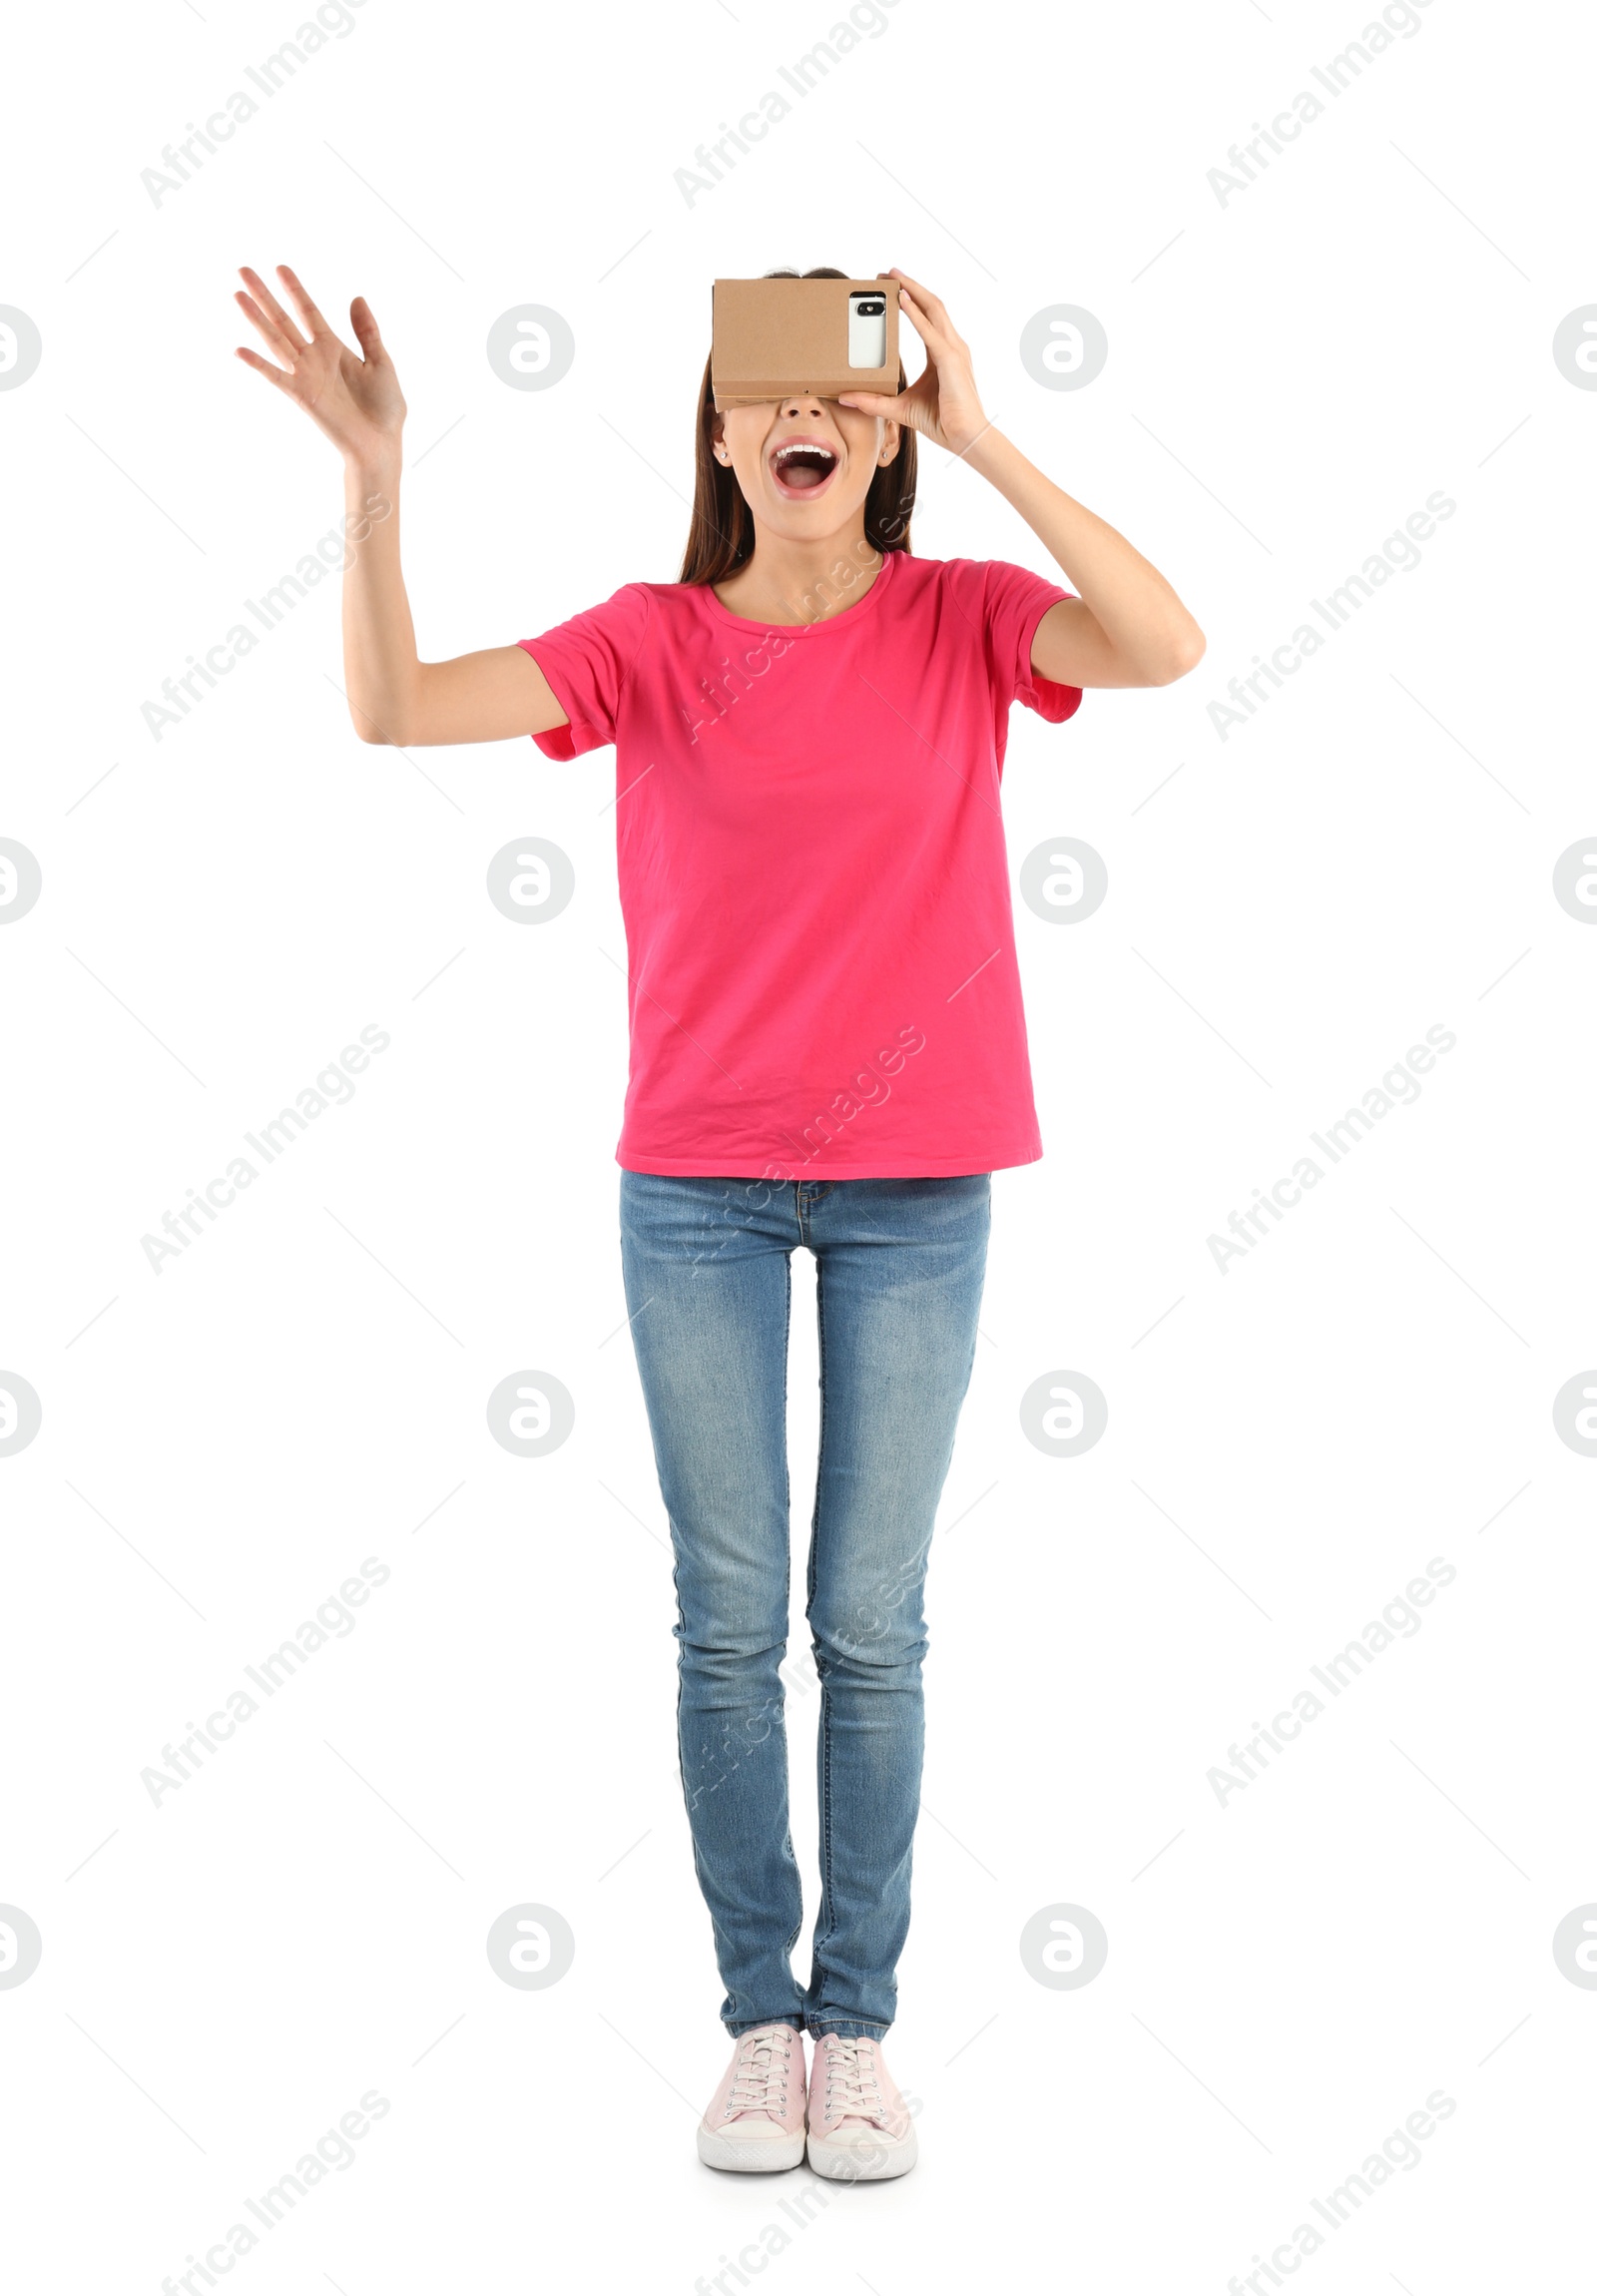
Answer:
[
  {"left": 982, "top": 560, "right": 1083, "bottom": 725},
  {"left": 519, "top": 584, "right": 653, "bottom": 760}
]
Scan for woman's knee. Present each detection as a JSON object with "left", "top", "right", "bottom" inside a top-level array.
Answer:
[
  {"left": 677, "top": 1613, "right": 790, "bottom": 1682},
  {"left": 808, "top": 1608, "right": 927, "bottom": 1683}
]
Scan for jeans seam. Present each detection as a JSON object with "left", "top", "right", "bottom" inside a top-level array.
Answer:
[
  {"left": 807, "top": 1249, "right": 825, "bottom": 1620},
  {"left": 810, "top": 1248, "right": 834, "bottom": 2009},
  {"left": 779, "top": 1246, "right": 798, "bottom": 1998},
  {"left": 781, "top": 1247, "right": 793, "bottom": 1608}
]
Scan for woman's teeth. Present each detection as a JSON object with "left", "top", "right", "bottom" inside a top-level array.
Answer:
[{"left": 772, "top": 443, "right": 837, "bottom": 490}]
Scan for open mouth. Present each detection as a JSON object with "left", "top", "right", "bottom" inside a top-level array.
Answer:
[{"left": 769, "top": 438, "right": 839, "bottom": 497}]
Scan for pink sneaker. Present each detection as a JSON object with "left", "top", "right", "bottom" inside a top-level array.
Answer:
[
  {"left": 697, "top": 2023, "right": 806, "bottom": 2171},
  {"left": 806, "top": 2032, "right": 917, "bottom": 2180}
]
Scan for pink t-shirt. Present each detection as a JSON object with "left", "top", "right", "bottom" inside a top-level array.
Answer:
[{"left": 520, "top": 549, "right": 1081, "bottom": 1179}]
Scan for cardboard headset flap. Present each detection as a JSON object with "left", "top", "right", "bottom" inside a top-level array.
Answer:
[{"left": 711, "top": 277, "right": 899, "bottom": 411}]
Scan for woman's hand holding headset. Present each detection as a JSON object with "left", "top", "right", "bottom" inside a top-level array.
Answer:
[
  {"left": 846, "top": 269, "right": 1207, "bottom": 688},
  {"left": 836, "top": 271, "right": 991, "bottom": 459}
]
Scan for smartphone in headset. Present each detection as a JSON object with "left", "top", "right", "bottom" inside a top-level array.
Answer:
[{"left": 847, "top": 289, "right": 888, "bottom": 369}]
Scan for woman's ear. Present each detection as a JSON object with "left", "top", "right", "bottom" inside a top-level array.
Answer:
[
  {"left": 876, "top": 417, "right": 902, "bottom": 468},
  {"left": 711, "top": 416, "right": 731, "bottom": 466}
]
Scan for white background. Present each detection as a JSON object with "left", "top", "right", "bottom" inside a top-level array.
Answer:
[{"left": 2, "top": 0, "right": 1594, "bottom": 2287}]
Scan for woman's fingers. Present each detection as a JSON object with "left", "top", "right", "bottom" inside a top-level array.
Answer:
[
  {"left": 275, "top": 263, "right": 331, "bottom": 340},
  {"left": 890, "top": 270, "right": 956, "bottom": 335},
  {"left": 836, "top": 389, "right": 905, "bottom": 419},
  {"left": 898, "top": 288, "right": 955, "bottom": 359},
  {"left": 894, "top": 287, "right": 929, "bottom": 343},
  {"left": 348, "top": 295, "right": 386, "bottom": 361},
  {"left": 234, "top": 344, "right": 294, "bottom": 392},
  {"left": 238, "top": 266, "right": 307, "bottom": 352},
  {"left": 893, "top": 288, "right": 953, "bottom": 373},
  {"left": 893, "top": 276, "right": 963, "bottom": 354},
  {"left": 234, "top": 289, "right": 299, "bottom": 367},
  {"left": 892, "top": 295, "right": 948, "bottom": 397}
]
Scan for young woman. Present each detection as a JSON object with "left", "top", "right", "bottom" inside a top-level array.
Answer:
[{"left": 235, "top": 260, "right": 1204, "bottom": 2183}]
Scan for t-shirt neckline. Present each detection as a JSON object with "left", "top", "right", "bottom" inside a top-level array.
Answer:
[{"left": 701, "top": 544, "right": 899, "bottom": 636}]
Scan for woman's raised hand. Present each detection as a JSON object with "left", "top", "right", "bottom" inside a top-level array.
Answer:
[
  {"left": 234, "top": 265, "right": 405, "bottom": 465},
  {"left": 836, "top": 270, "right": 992, "bottom": 459}
]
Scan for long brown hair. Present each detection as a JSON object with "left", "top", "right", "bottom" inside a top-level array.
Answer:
[{"left": 678, "top": 268, "right": 917, "bottom": 586}]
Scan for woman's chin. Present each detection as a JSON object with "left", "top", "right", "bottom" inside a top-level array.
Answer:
[{"left": 761, "top": 483, "right": 859, "bottom": 534}]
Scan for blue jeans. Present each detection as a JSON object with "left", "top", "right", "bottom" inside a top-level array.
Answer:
[{"left": 619, "top": 1171, "right": 991, "bottom": 2039}]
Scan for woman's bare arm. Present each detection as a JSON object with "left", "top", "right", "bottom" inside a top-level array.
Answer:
[
  {"left": 333, "top": 450, "right": 564, "bottom": 745},
  {"left": 967, "top": 446, "right": 1205, "bottom": 692},
  {"left": 840, "top": 270, "right": 1206, "bottom": 690},
  {"left": 235, "top": 264, "right": 568, "bottom": 747}
]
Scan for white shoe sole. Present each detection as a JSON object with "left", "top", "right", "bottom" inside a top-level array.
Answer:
[
  {"left": 698, "top": 2123, "right": 807, "bottom": 2172},
  {"left": 806, "top": 2124, "right": 918, "bottom": 2181}
]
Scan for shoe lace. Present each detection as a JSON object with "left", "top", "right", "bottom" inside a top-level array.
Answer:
[
  {"left": 724, "top": 2026, "right": 795, "bottom": 2118},
  {"left": 821, "top": 2034, "right": 886, "bottom": 2122}
]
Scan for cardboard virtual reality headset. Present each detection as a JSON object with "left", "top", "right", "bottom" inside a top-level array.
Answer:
[{"left": 711, "top": 276, "right": 900, "bottom": 411}]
